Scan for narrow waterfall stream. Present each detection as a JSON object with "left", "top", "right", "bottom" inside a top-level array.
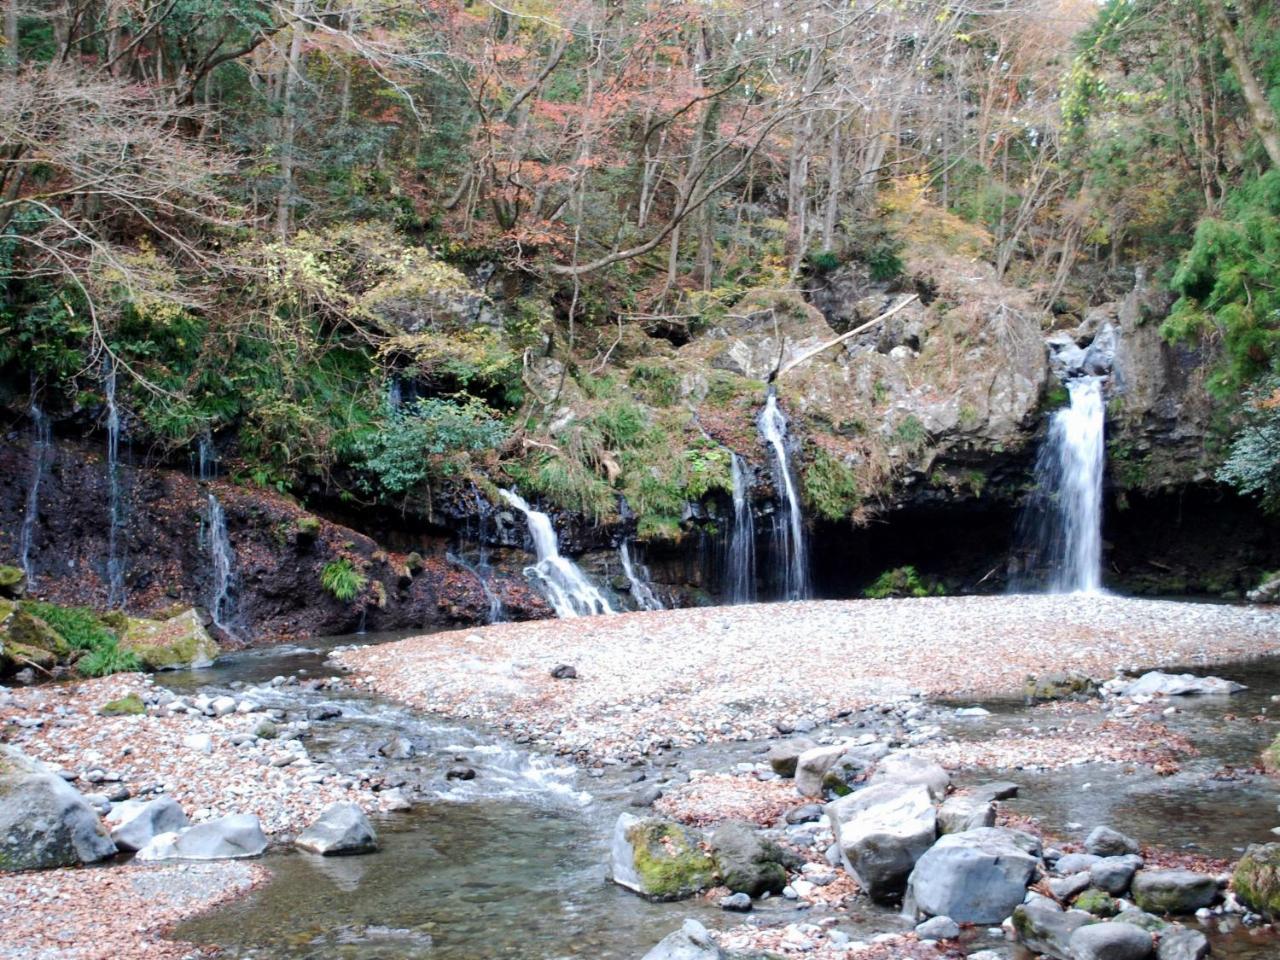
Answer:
[
  {"left": 18, "top": 398, "right": 51, "bottom": 588},
  {"left": 758, "top": 390, "right": 811, "bottom": 600},
  {"left": 206, "top": 493, "right": 237, "bottom": 635},
  {"left": 498, "top": 489, "right": 613, "bottom": 617},
  {"left": 103, "top": 359, "right": 127, "bottom": 609},
  {"left": 1014, "top": 376, "right": 1106, "bottom": 593},
  {"left": 447, "top": 551, "right": 506, "bottom": 623},
  {"left": 724, "top": 453, "right": 756, "bottom": 604},
  {"left": 619, "top": 541, "right": 662, "bottom": 611}
]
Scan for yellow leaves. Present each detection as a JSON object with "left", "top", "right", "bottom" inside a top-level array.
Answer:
[{"left": 880, "top": 176, "right": 992, "bottom": 260}]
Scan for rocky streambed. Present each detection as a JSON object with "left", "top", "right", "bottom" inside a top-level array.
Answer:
[{"left": 3, "top": 600, "right": 1280, "bottom": 960}]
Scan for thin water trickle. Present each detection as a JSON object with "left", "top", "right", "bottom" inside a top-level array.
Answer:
[
  {"left": 619, "top": 541, "right": 663, "bottom": 612},
  {"left": 104, "top": 358, "right": 126, "bottom": 609},
  {"left": 197, "top": 433, "right": 218, "bottom": 482},
  {"left": 206, "top": 493, "right": 236, "bottom": 635},
  {"left": 725, "top": 452, "right": 756, "bottom": 604},
  {"left": 18, "top": 398, "right": 52, "bottom": 589},
  {"left": 1014, "top": 376, "right": 1106, "bottom": 594},
  {"left": 447, "top": 551, "right": 505, "bottom": 624},
  {"left": 758, "top": 390, "right": 810, "bottom": 601},
  {"left": 498, "top": 489, "right": 612, "bottom": 618}
]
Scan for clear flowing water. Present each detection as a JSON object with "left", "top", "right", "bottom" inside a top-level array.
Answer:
[
  {"left": 758, "top": 390, "right": 810, "bottom": 600},
  {"left": 619, "top": 541, "right": 663, "bottom": 612},
  {"left": 447, "top": 551, "right": 506, "bottom": 624},
  {"left": 18, "top": 399, "right": 51, "bottom": 589},
  {"left": 198, "top": 433, "right": 218, "bottom": 482},
  {"left": 1013, "top": 376, "right": 1106, "bottom": 594},
  {"left": 104, "top": 358, "right": 127, "bottom": 609},
  {"left": 724, "top": 453, "right": 756, "bottom": 604},
  {"left": 207, "top": 493, "right": 237, "bottom": 635},
  {"left": 497, "top": 489, "right": 613, "bottom": 618}
]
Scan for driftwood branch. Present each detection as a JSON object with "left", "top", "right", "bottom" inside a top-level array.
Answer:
[{"left": 769, "top": 294, "right": 919, "bottom": 382}]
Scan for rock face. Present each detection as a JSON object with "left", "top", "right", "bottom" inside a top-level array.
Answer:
[
  {"left": 709, "top": 821, "right": 787, "bottom": 898},
  {"left": 609, "top": 814, "right": 716, "bottom": 902},
  {"left": 295, "top": 802, "right": 378, "bottom": 856},
  {"left": 135, "top": 813, "right": 268, "bottom": 861},
  {"left": 0, "top": 745, "right": 117, "bottom": 870},
  {"left": 106, "top": 796, "right": 189, "bottom": 852},
  {"left": 1232, "top": 843, "right": 1280, "bottom": 920},
  {"left": 640, "top": 920, "right": 725, "bottom": 960},
  {"left": 1129, "top": 870, "right": 1218, "bottom": 915},
  {"left": 826, "top": 782, "right": 936, "bottom": 902},
  {"left": 906, "top": 827, "right": 1040, "bottom": 924}
]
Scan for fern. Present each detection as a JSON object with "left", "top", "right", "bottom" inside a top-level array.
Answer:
[{"left": 321, "top": 559, "right": 367, "bottom": 602}]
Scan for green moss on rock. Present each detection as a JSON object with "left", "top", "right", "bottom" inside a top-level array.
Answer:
[
  {"left": 0, "top": 565, "right": 25, "bottom": 599},
  {"left": 100, "top": 693, "right": 146, "bottom": 716},
  {"left": 1074, "top": 889, "right": 1118, "bottom": 917},
  {"left": 1234, "top": 843, "right": 1280, "bottom": 920},
  {"left": 626, "top": 820, "right": 717, "bottom": 901},
  {"left": 119, "top": 608, "right": 219, "bottom": 671},
  {"left": 7, "top": 610, "right": 71, "bottom": 657}
]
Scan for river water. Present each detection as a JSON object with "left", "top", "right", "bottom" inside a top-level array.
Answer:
[{"left": 170, "top": 636, "right": 1280, "bottom": 959}]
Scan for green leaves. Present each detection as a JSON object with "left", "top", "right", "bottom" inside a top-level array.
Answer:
[{"left": 321, "top": 559, "right": 367, "bottom": 603}]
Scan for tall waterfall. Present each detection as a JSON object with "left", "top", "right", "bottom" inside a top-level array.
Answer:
[
  {"left": 725, "top": 453, "right": 756, "bottom": 603},
  {"left": 1014, "top": 376, "right": 1106, "bottom": 594},
  {"left": 104, "top": 359, "right": 126, "bottom": 609},
  {"left": 758, "top": 390, "right": 811, "bottom": 600},
  {"left": 498, "top": 490, "right": 613, "bottom": 618},
  {"left": 18, "top": 400, "right": 51, "bottom": 589},
  {"left": 206, "top": 493, "right": 237, "bottom": 633},
  {"left": 619, "top": 541, "right": 663, "bottom": 611}
]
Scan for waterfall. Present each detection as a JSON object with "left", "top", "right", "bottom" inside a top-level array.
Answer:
[
  {"left": 758, "top": 390, "right": 811, "bottom": 601},
  {"left": 448, "top": 551, "right": 505, "bottom": 624},
  {"left": 619, "top": 541, "right": 663, "bottom": 612},
  {"left": 104, "top": 359, "right": 126, "bottom": 609},
  {"left": 1014, "top": 376, "right": 1106, "bottom": 594},
  {"left": 497, "top": 490, "right": 613, "bottom": 618},
  {"left": 725, "top": 453, "right": 757, "bottom": 604},
  {"left": 206, "top": 493, "right": 237, "bottom": 634},
  {"left": 386, "top": 377, "right": 403, "bottom": 413},
  {"left": 18, "top": 400, "right": 52, "bottom": 589},
  {"left": 197, "top": 433, "right": 218, "bottom": 481}
]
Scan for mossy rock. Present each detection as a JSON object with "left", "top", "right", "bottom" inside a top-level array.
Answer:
[
  {"left": 1263, "top": 734, "right": 1280, "bottom": 774},
  {"left": 0, "top": 565, "right": 25, "bottom": 599},
  {"left": 1074, "top": 889, "right": 1119, "bottom": 917},
  {"left": 5, "top": 641, "right": 57, "bottom": 670},
  {"left": 295, "top": 516, "right": 321, "bottom": 540},
  {"left": 119, "top": 608, "right": 219, "bottom": 671},
  {"left": 1234, "top": 843, "right": 1280, "bottom": 920},
  {"left": 1024, "top": 670, "right": 1098, "bottom": 702},
  {"left": 100, "top": 693, "right": 145, "bottom": 717},
  {"left": 625, "top": 819, "right": 717, "bottom": 901},
  {"left": 7, "top": 610, "right": 72, "bottom": 657}
]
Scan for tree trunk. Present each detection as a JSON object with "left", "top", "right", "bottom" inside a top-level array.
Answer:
[
  {"left": 5, "top": 0, "right": 17, "bottom": 71},
  {"left": 1207, "top": 0, "right": 1280, "bottom": 169},
  {"left": 276, "top": 0, "right": 307, "bottom": 240}
]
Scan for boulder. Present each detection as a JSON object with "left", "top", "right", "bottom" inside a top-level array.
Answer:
[
  {"left": 0, "top": 745, "right": 117, "bottom": 870},
  {"left": 1057, "top": 852, "right": 1103, "bottom": 874},
  {"left": 915, "top": 915, "right": 960, "bottom": 940},
  {"left": 1086, "top": 827, "right": 1140, "bottom": 857},
  {"left": 826, "top": 781, "right": 936, "bottom": 902},
  {"left": 0, "top": 565, "right": 24, "bottom": 599},
  {"left": 1113, "top": 909, "right": 1169, "bottom": 933},
  {"left": 1069, "top": 921, "right": 1154, "bottom": 960},
  {"left": 937, "top": 794, "right": 995, "bottom": 835},
  {"left": 1155, "top": 926, "right": 1209, "bottom": 960},
  {"left": 821, "top": 741, "right": 892, "bottom": 795},
  {"left": 794, "top": 743, "right": 848, "bottom": 796},
  {"left": 867, "top": 751, "right": 950, "bottom": 801},
  {"left": 119, "top": 608, "right": 219, "bottom": 671},
  {"left": 1011, "top": 902, "right": 1096, "bottom": 960},
  {"left": 906, "top": 826, "right": 1040, "bottom": 924},
  {"left": 135, "top": 813, "right": 267, "bottom": 861},
  {"left": 1091, "top": 856, "right": 1141, "bottom": 895},
  {"left": 1075, "top": 889, "right": 1120, "bottom": 917},
  {"left": 1049, "top": 871, "right": 1092, "bottom": 901},
  {"left": 609, "top": 814, "right": 716, "bottom": 901},
  {"left": 295, "top": 802, "right": 378, "bottom": 856},
  {"left": 107, "top": 796, "right": 189, "bottom": 852},
  {"left": 1025, "top": 671, "right": 1097, "bottom": 701},
  {"left": 1123, "top": 672, "right": 1245, "bottom": 697},
  {"left": 766, "top": 738, "right": 816, "bottom": 778},
  {"left": 99, "top": 693, "right": 146, "bottom": 716},
  {"left": 709, "top": 820, "right": 786, "bottom": 897},
  {"left": 640, "top": 920, "right": 725, "bottom": 960},
  {"left": 969, "top": 780, "right": 1019, "bottom": 803},
  {"left": 1232, "top": 842, "right": 1280, "bottom": 920},
  {"left": 1129, "top": 870, "right": 1217, "bottom": 915}
]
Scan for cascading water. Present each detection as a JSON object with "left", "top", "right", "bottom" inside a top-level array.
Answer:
[
  {"left": 497, "top": 490, "right": 613, "bottom": 618},
  {"left": 104, "top": 359, "right": 127, "bottom": 609},
  {"left": 447, "top": 552, "right": 505, "bottom": 624},
  {"left": 724, "top": 452, "right": 757, "bottom": 604},
  {"left": 197, "top": 433, "right": 218, "bottom": 481},
  {"left": 1013, "top": 376, "right": 1106, "bottom": 594},
  {"left": 619, "top": 541, "right": 663, "bottom": 612},
  {"left": 18, "top": 399, "right": 51, "bottom": 589},
  {"left": 758, "top": 390, "right": 811, "bottom": 601},
  {"left": 206, "top": 493, "right": 237, "bottom": 634}
]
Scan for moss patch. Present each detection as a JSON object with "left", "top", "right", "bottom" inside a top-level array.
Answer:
[
  {"left": 0, "top": 565, "right": 24, "bottom": 598},
  {"left": 626, "top": 820, "right": 716, "bottom": 901},
  {"left": 120, "top": 608, "right": 219, "bottom": 670},
  {"left": 100, "top": 693, "right": 146, "bottom": 716},
  {"left": 7, "top": 610, "right": 71, "bottom": 657},
  {"left": 1074, "top": 889, "right": 1118, "bottom": 917},
  {"left": 1234, "top": 843, "right": 1280, "bottom": 920}
]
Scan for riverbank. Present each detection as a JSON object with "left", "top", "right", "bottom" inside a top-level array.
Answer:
[{"left": 335, "top": 595, "right": 1280, "bottom": 764}]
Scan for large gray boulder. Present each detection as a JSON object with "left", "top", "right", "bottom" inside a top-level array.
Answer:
[
  {"left": 609, "top": 813, "right": 716, "bottom": 902},
  {"left": 1155, "top": 926, "right": 1209, "bottom": 960},
  {"left": 107, "top": 796, "right": 189, "bottom": 852},
  {"left": 867, "top": 751, "right": 950, "bottom": 801},
  {"left": 1090, "top": 856, "right": 1142, "bottom": 895},
  {"left": 1011, "top": 902, "right": 1096, "bottom": 960},
  {"left": 794, "top": 743, "right": 848, "bottom": 796},
  {"left": 709, "top": 820, "right": 786, "bottom": 898},
  {"left": 295, "top": 802, "right": 377, "bottom": 856},
  {"left": 135, "top": 813, "right": 268, "bottom": 861},
  {"left": 766, "top": 738, "right": 816, "bottom": 778},
  {"left": 1086, "top": 826, "right": 1140, "bottom": 857},
  {"left": 937, "top": 794, "right": 996, "bottom": 835},
  {"left": 907, "top": 826, "right": 1040, "bottom": 924},
  {"left": 641, "top": 920, "right": 725, "bottom": 960},
  {"left": 0, "top": 745, "right": 117, "bottom": 870},
  {"left": 1123, "top": 672, "right": 1245, "bottom": 697},
  {"left": 821, "top": 742, "right": 892, "bottom": 794},
  {"left": 826, "top": 781, "right": 936, "bottom": 902},
  {"left": 1130, "top": 870, "right": 1218, "bottom": 915},
  {"left": 1068, "top": 921, "right": 1154, "bottom": 960}
]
